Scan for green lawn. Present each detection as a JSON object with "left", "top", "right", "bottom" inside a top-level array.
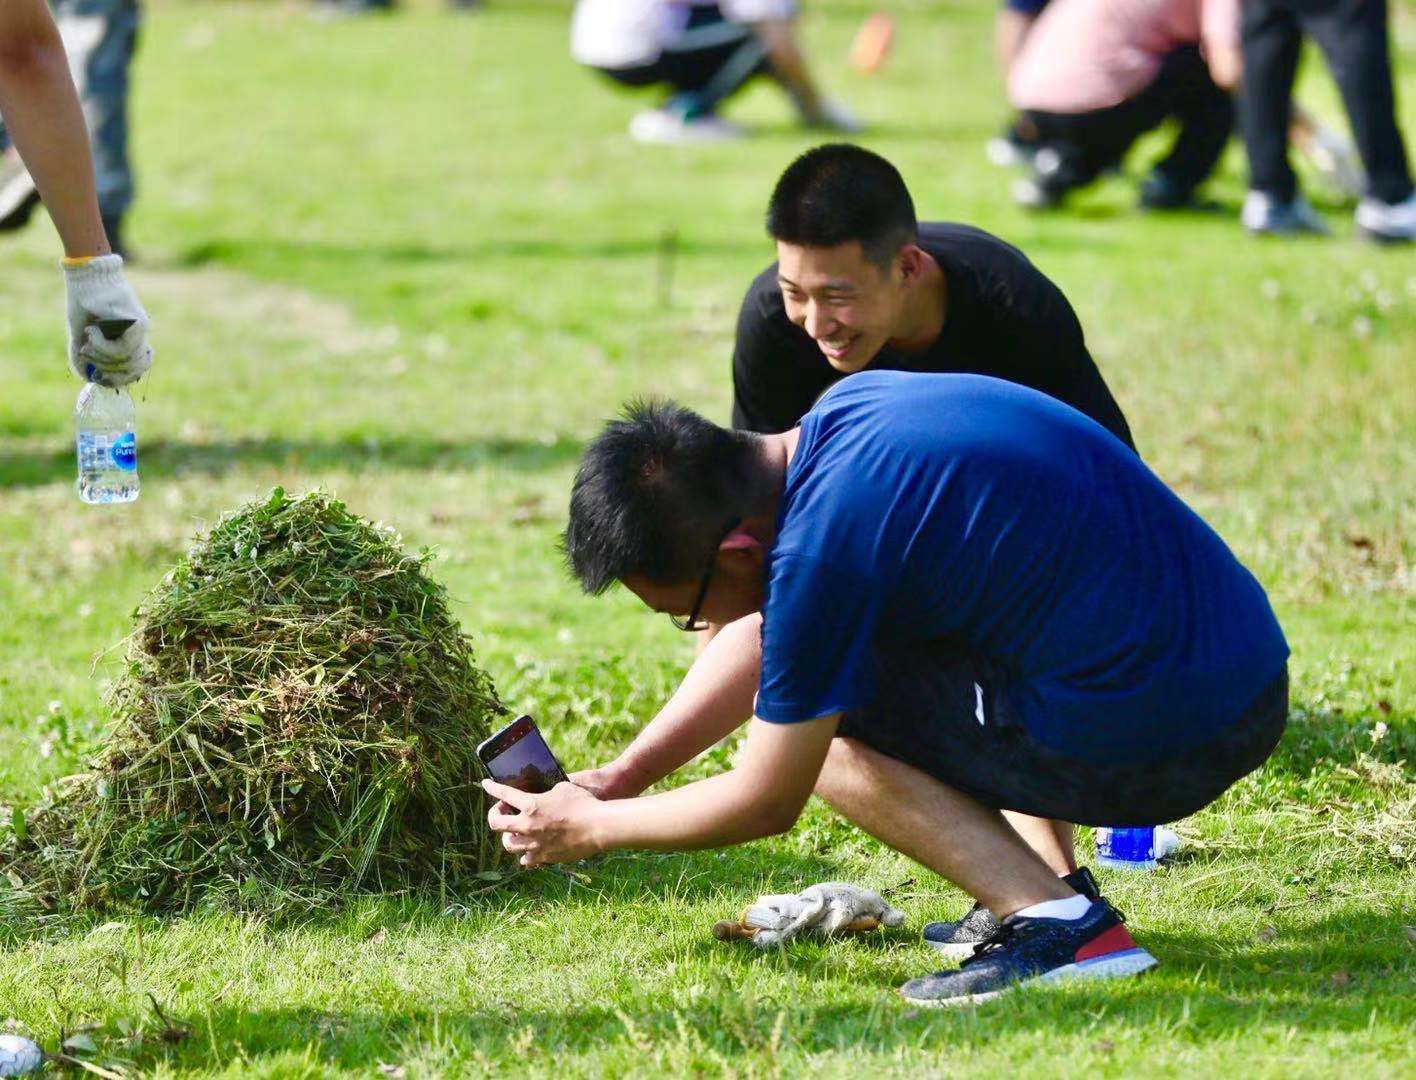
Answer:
[{"left": 1, "top": 0, "right": 1413, "bottom": 1075}]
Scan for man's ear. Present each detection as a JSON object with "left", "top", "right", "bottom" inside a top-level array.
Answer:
[
  {"left": 718, "top": 528, "right": 765, "bottom": 569},
  {"left": 897, "top": 244, "right": 926, "bottom": 285}
]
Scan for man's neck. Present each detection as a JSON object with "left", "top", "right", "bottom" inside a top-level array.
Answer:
[
  {"left": 889, "top": 252, "right": 948, "bottom": 356},
  {"left": 746, "top": 430, "right": 799, "bottom": 548}
]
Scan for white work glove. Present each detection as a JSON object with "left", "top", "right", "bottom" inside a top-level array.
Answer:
[
  {"left": 742, "top": 881, "right": 904, "bottom": 948},
  {"left": 62, "top": 254, "right": 153, "bottom": 387}
]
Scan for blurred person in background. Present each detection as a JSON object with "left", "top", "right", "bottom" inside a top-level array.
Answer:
[
  {"left": 985, "top": 0, "right": 1049, "bottom": 166},
  {"left": 0, "top": 0, "right": 152, "bottom": 387},
  {"left": 570, "top": 0, "right": 859, "bottom": 145},
  {"left": 984, "top": 0, "right": 1361, "bottom": 197},
  {"left": 1238, "top": 0, "right": 1414, "bottom": 241},
  {"left": 0, "top": 0, "right": 140, "bottom": 258},
  {"left": 1002, "top": 0, "right": 1242, "bottom": 211}
]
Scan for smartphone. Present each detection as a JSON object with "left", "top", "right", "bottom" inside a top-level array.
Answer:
[{"left": 476, "top": 714, "right": 569, "bottom": 794}]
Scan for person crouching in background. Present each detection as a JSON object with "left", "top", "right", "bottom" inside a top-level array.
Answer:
[
  {"left": 570, "top": 0, "right": 858, "bottom": 145},
  {"left": 1003, "top": 0, "right": 1241, "bottom": 211}
]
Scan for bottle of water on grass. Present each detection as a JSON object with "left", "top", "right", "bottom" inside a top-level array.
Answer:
[
  {"left": 1095, "top": 826, "right": 1181, "bottom": 871},
  {"left": 75, "top": 381, "right": 139, "bottom": 504}
]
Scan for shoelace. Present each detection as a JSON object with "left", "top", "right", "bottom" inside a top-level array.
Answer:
[
  {"left": 959, "top": 900, "right": 1125, "bottom": 968},
  {"left": 961, "top": 920, "right": 1019, "bottom": 967}
]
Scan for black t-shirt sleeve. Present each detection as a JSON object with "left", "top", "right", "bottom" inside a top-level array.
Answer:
[
  {"left": 1000, "top": 282, "right": 1133, "bottom": 449},
  {"left": 1042, "top": 297, "right": 1136, "bottom": 451},
  {"left": 730, "top": 272, "right": 832, "bottom": 434},
  {"left": 961, "top": 240, "right": 1135, "bottom": 451}
]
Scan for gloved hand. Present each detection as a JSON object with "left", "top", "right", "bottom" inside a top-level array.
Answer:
[
  {"left": 714, "top": 881, "right": 905, "bottom": 949},
  {"left": 62, "top": 254, "right": 153, "bottom": 387}
]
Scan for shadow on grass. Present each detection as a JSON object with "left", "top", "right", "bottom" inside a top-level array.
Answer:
[
  {"left": 172, "top": 235, "right": 763, "bottom": 270},
  {"left": 744, "top": 118, "right": 991, "bottom": 143},
  {"left": 0, "top": 844, "right": 841, "bottom": 948},
  {"left": 125, "top": 909, "right": 1412, "bottom": 1072},
  {"left": 1262, "top": 700, "right": 1413, "bottom": 781},
  {"left": 0, "top": 433, "right": 585, "bottom": 489},
  {"left": 1012, "top": 192, "right": 1242, "bottom": 228},
  {"left": 373, "top": 845, "right": 848, "bottom": 925}
]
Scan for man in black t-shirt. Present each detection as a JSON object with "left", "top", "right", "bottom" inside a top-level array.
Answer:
[
  {"left": 726, "top": 144, "right": 1135, "bottom": 958},
  {"left": 731, "top": 145, "right": 1133, "bottom": 451}
]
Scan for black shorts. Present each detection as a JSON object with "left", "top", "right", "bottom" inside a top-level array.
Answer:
[
  {"left": 598, "top": 5, "right": 767, "bottom": 97},
  {"left": 837, "top": 641, "right": 1288, "bottom": 826}
]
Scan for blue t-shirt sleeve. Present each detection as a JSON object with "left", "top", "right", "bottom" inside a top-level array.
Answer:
[
  {"left": 756, "top": 554, "right": 879, "bottom": 723},
  {"left": 1004, "top": 0, "right": 1050, "bottom": 13}
]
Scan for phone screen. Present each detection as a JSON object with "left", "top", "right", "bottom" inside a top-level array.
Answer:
[{"left": 481, "top": 717, "right": 568, "bottom": 794}]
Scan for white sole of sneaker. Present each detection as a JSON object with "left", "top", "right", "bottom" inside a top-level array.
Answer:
[
  {"left": 1038, "top": 946, "right": 1159, "bottom": 984},
  {"left": 901, "top": 948, "right": 1159, "bottom": 1008},
  {"left": 986, "top": 138, "right": 1024, "bottom": 168},
  {"left": 923, "top": 940, "right": 979, "bottom": 961}
]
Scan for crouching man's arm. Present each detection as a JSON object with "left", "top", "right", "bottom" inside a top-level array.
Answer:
[
  {"left": 572, "top": 613, "right": 763, "bottom": 800},
  {"left": 485, "top": 712, "right": 838, "bottom": 866}
]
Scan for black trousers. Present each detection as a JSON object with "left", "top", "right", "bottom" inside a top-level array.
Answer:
[
  {"left": 1240, "top": 0, "right": 1413, "bottom": 204},
  {"left": 597, "top": 4, "right": 767, "bottom": 120},
  {"left": 1016, "top": 46, "right": 1234, "bottom": 196}
]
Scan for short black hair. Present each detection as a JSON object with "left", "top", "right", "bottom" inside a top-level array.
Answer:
[
  {"left": 563, "top": 400, "right": 770, "bottom": 595},
  {"left": 766, "top": 144, "right": 918, "bottom": 269}
]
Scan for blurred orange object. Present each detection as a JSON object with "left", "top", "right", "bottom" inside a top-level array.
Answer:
[{"left": 849, "top": 12, "right": 895, "bottom": 74}]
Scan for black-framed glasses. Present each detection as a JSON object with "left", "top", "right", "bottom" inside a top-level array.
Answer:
[{"left": 670, "top": 517, "right": 742, "bottom": 632}]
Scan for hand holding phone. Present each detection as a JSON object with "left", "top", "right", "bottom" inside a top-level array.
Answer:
[{"left": 476, "top": 715, "right": 568, "bottom": 795}]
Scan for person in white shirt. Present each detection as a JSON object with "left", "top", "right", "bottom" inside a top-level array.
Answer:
[{"left": 571, "top": 0, "right": 857, "bottom": 144}]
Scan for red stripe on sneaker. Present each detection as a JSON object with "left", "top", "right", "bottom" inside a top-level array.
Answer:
[{"left": 1075, "top": 924, "right": 1138, "bottom": 963}]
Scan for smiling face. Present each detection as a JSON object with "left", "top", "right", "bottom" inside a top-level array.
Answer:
[{"left": 776, "top": 239, "right": 911, "bottom": 374}]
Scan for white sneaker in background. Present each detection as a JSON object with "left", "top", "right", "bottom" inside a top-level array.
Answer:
[
  {"left": 1033, "top": 146, "right": 1064, "bottom": 179},
  {"left": 628, "top": 108, "right": 743, "bottom": 146},
  {"left": 986, "top": 136, "right": 1032, "bottom": 168},
  {"left": 1011, "top": 176, "right": 1056, "bottom": 210},
  {"left": 1355, "top": 191, "right": 1416, "bottom": 243},
  {"left": 1241, "top": 190, "right": 1330, "bottom": 235}
]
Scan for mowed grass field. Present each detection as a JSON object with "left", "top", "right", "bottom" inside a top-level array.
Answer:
[{"left": 1, "top": 0, "right": 1413, "bottom": 1074}]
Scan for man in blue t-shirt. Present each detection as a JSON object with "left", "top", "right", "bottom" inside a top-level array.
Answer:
[{"left": 482, "top": 372, "right": 1289, "bottom": 1006}]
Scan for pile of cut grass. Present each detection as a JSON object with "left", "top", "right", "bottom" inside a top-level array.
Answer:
[{"left": 1, "top": 489, "right": 505, "bottom": 919}]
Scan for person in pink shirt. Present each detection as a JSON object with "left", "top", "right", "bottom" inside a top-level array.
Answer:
[{"left": 1002, "top": 0, "right": 1243, "bottom": 210}]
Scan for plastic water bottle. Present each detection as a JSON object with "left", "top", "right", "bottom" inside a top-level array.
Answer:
[
  {"left": 75, "top": 382, "right": 138, "bottom": 504},
  {"left": 74, "top": 317, "right": 141, "bottom": 505},
  {"left": 1094, "top": 826, "right": 1181, "bottom": 871}
]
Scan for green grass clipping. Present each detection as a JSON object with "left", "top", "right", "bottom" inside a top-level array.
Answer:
[{"left": 3, "top": 489, "right": 506, "bottom": 921}]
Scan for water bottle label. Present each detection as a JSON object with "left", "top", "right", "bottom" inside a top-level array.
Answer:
[
  {"left": 77, "top": 432, "right": 109, "bottom": 473},
  {"left": 110, "top": 432, "right": 137, "bottom": 471},
  {"left": 1097, "top": 827, "right": 1156, "bottom": 863}
]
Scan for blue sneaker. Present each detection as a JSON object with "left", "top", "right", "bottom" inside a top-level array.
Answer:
[
  {"left": 901, "top": 898, "right": 1157, "bottom": 1007},
  {"left": 922, "top": 867, "right": 1102, "bottom": 961}
]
